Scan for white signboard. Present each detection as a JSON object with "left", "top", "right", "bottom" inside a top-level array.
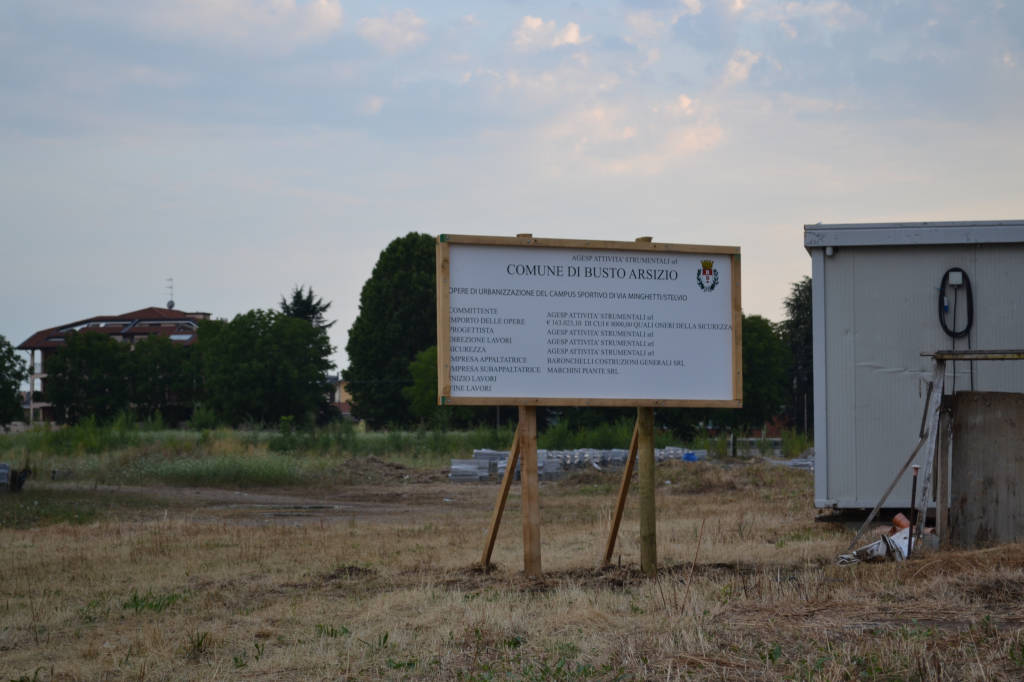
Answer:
[{"left": 437, "top": 235, "right": 742, "bottom": 407}]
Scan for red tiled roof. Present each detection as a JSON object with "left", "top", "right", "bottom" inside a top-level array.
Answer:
[{"left": 18, "top": 307, "right": 206, "bottom": 350}]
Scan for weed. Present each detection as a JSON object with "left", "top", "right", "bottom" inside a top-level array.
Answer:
[
  {"left": 189, "top": 405, "right": 220, "bottom": 430},
  {"left": 504, "top": 635, "right": 524, "bottom": 649},
  {"left": 8, "top": 668, "right": 47, "bottom": 682},
  {"left": 781, "top": 428, "right": 813, "bottom": 457},
  {"left": 134, "top": 453, "right": 305, "bottom": 487},
  {"left": 315, "top": 624, "right": 350, "bottom": 638},
  {"left": 77, "top": 598, "right": 109, "bottom": 624},
  {"left": 360, "top": 631, "right": 389, "bottom": 652},
  {"left": 386, "top": 657, "right": 417, "bottom": 670},
  {"left": 123, "top": 589, "right": 183, "bottom": 613},
  {"left": 761, "top": 643, "right": 783, "bottom": 664},
  {"left": 1009, "top": 639, "right": 1024, "bottom": 666},
  {"left": 520, "top": 656, "right": 603, "bottom": 681},
  {"left": 184, "top": 631, "right": 210, "bottom": 660}
]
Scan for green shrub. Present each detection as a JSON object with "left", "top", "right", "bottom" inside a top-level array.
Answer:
[
  {"left": 781, "top": 429, "right": 813, "bottom": 457},
  {"left": 189, "top": 405, "right": 219, "bottom": 430},
  {"left": 134, "top": 454, "right": 305, "bottom": 487}
]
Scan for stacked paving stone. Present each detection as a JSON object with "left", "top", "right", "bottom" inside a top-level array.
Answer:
[{"left": 449, "top": 447, "right": 708, "bottom": 482}]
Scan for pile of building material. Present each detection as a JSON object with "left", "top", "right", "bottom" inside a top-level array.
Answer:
[
  {"left": 449, "top": 447, "right": 708, "bottom": 483},
  {"left": 766, "top": 456, "right": 814, "bottom": 471}
]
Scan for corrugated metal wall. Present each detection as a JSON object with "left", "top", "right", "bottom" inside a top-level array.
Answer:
[{"left": 820, "top": 244, "right": 1024, "bottom": 508}]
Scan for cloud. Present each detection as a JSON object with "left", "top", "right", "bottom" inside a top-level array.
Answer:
[
  {"left": 542, "top": 102, "right": 723, "bottom": 176},
  {"left": 776, "top": 0, "right": 860, "bottom": 28},
  {"left": 470, "top": 64, "right": 620, "bottom": 100},
  {"left": 114, "top": 0, "right": 344, "bottom": 52},
  {"left": 679, "top": 0, "right": 703, "bottom": 17},
  {"left": 626, "top": 12, "right": 667, "bottom": 43},
  {"left": 723, "top": 49, "right": 760, "bottom": 85},
  {"left": 358, "top": 9, "right": 427, "bottom": 54},
  {"left": 362, "top": 95, "right": 384, "bottom": 115},
  {"left": 514, "top": 16, "right": 590, "bottom": 50},
  {"left": 672, "top": 94, "right": 696, "bottom": 115},
  {"left": 735, "top": 0, "right": 865, "bottom": 36}
]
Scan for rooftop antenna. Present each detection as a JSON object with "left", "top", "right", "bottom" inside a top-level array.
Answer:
[{"left": 166, "top": 277, "right": 175, "bottom": 310}]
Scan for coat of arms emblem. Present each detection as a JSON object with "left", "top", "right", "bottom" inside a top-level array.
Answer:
[{"left": 697, "top": 259, "right": 719, "bottom": 292}]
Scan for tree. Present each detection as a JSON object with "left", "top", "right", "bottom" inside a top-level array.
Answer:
[
  {"left": 199, "top": 310, "right": 334, "bottom": 426},
  {"left": 280, "top": 285, "right": 335, "bottom": 329},
  {"left": 403, "top": 346, "right": 441, "bottom": 425},
  {"left": 44, "top": 331, "right": 131, "bottom": 424},
  {"left": 129, "top": 335, "right": 197, "bottom": 423},
  {"left": 780, "top": 276, "right": 813, "bottom": 433},
  {"left": 0, "top": 334, "right": 27, "bottom": 430},
  {"left": 344, "top": 233, "right": 436, "bottom": 428}
]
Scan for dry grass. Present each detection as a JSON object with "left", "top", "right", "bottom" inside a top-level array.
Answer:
[{"left": 3, "top": 460, "right": 1024, "bottom": 680}]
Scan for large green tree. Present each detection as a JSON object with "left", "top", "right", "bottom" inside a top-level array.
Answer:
[
  {"left": 403, "top": 346, "right": 441, "bottom": 425},
  {"left": 780, "top": 276, "right": 813, "bottom": 433},
  {"left": 199, "top": 310, "right": 334, "bottom": 426},
  {"left": 129, "top": 335, "right": 197, "bottom": 423},
  {"left": 280, "top": 285, "right": 335, "bottom": 329},
  {"left": 344, "top": 232, "right": 436, "bottom": 428},
  {"left": 44, "top": 331, "right": 131, "bottom": 424},
  {"left": 0, "top": 334, "right": 27, "bottom": 430}
]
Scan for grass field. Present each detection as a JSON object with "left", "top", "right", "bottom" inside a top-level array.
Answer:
[{"left": 2, "top": 448, "right": 1024, "bottom": 680}]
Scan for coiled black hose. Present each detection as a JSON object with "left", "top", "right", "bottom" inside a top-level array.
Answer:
[{"left": 938, "top": 267, "right": 973, "bottom": 338}]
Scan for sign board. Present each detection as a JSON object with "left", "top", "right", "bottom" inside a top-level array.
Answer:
[{"left": 436, "top": 235, "right": 742, "bottom": 407}]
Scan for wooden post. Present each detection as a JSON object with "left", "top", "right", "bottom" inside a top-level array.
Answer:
[
  {"left": 519, "top": 406, "right": 541, "bottom": 576},
  {"left": 480, "top": 423, "right": 521, "bottom": 569},
  {"left": 603, "top": 419, "right": 640, "bottom": 565},
  {"left": 637, "top": 406, "right": 657, "bottom": 576}
]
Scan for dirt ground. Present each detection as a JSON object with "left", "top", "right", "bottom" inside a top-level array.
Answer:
[
  {"left": 5, "top": 460, "right": 1024, "bottom": 681},
  {"left": 69, "top": 477, "right": 493, "bottom": 526}
]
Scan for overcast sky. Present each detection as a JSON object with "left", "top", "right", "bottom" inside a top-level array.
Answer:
[{"left": 2, "top": 0, "right": 1022, "bottom": 370}]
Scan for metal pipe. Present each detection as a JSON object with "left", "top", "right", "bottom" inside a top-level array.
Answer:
[{"left": 909, "top": 464, "right": 920, "bottom": 557}]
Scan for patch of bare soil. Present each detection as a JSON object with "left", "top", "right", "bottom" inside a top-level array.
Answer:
[
  {"left": 340, "top": 456, "right": 450, "bottom": 485},
  {"left": 46, "top": 478, "right": 498, "bottom": 525}
]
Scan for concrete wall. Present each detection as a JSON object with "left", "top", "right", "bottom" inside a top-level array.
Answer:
[{"left": 950, "top": 391, "right": 1024, "bottom": 547}]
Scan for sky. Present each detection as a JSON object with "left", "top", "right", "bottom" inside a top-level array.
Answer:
[{"left": 2, "top": 0, "right": 1022, "bottom": 371}]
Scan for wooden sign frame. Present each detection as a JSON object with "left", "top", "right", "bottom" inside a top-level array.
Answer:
[{"left": 436, "top": 234, "right": 742, "bottom": 408}]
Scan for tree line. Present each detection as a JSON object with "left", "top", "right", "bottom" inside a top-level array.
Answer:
[
  {"left": 0, "top": 233, "right": 812, "bottom": 435},
  {"left": 1, "top": 287, "right": 335, "bottom": 428}
]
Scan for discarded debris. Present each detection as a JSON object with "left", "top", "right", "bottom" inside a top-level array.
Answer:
[
  {"left": 838, "top": 527, "right": 911, "bottom": 565},
  {"left": 0, "top": 463, "right": 32, "bottom": 493},
  {"left": 837, "top": 515, "right": 934, "bottom": 565}
]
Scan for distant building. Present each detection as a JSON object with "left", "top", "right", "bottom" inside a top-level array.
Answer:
[
  {"left": 326, "top": 375, "right": 354, "bottom": 420},
  {"left": 18, "top": 306, "right": 211, "bottom": 423}
]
